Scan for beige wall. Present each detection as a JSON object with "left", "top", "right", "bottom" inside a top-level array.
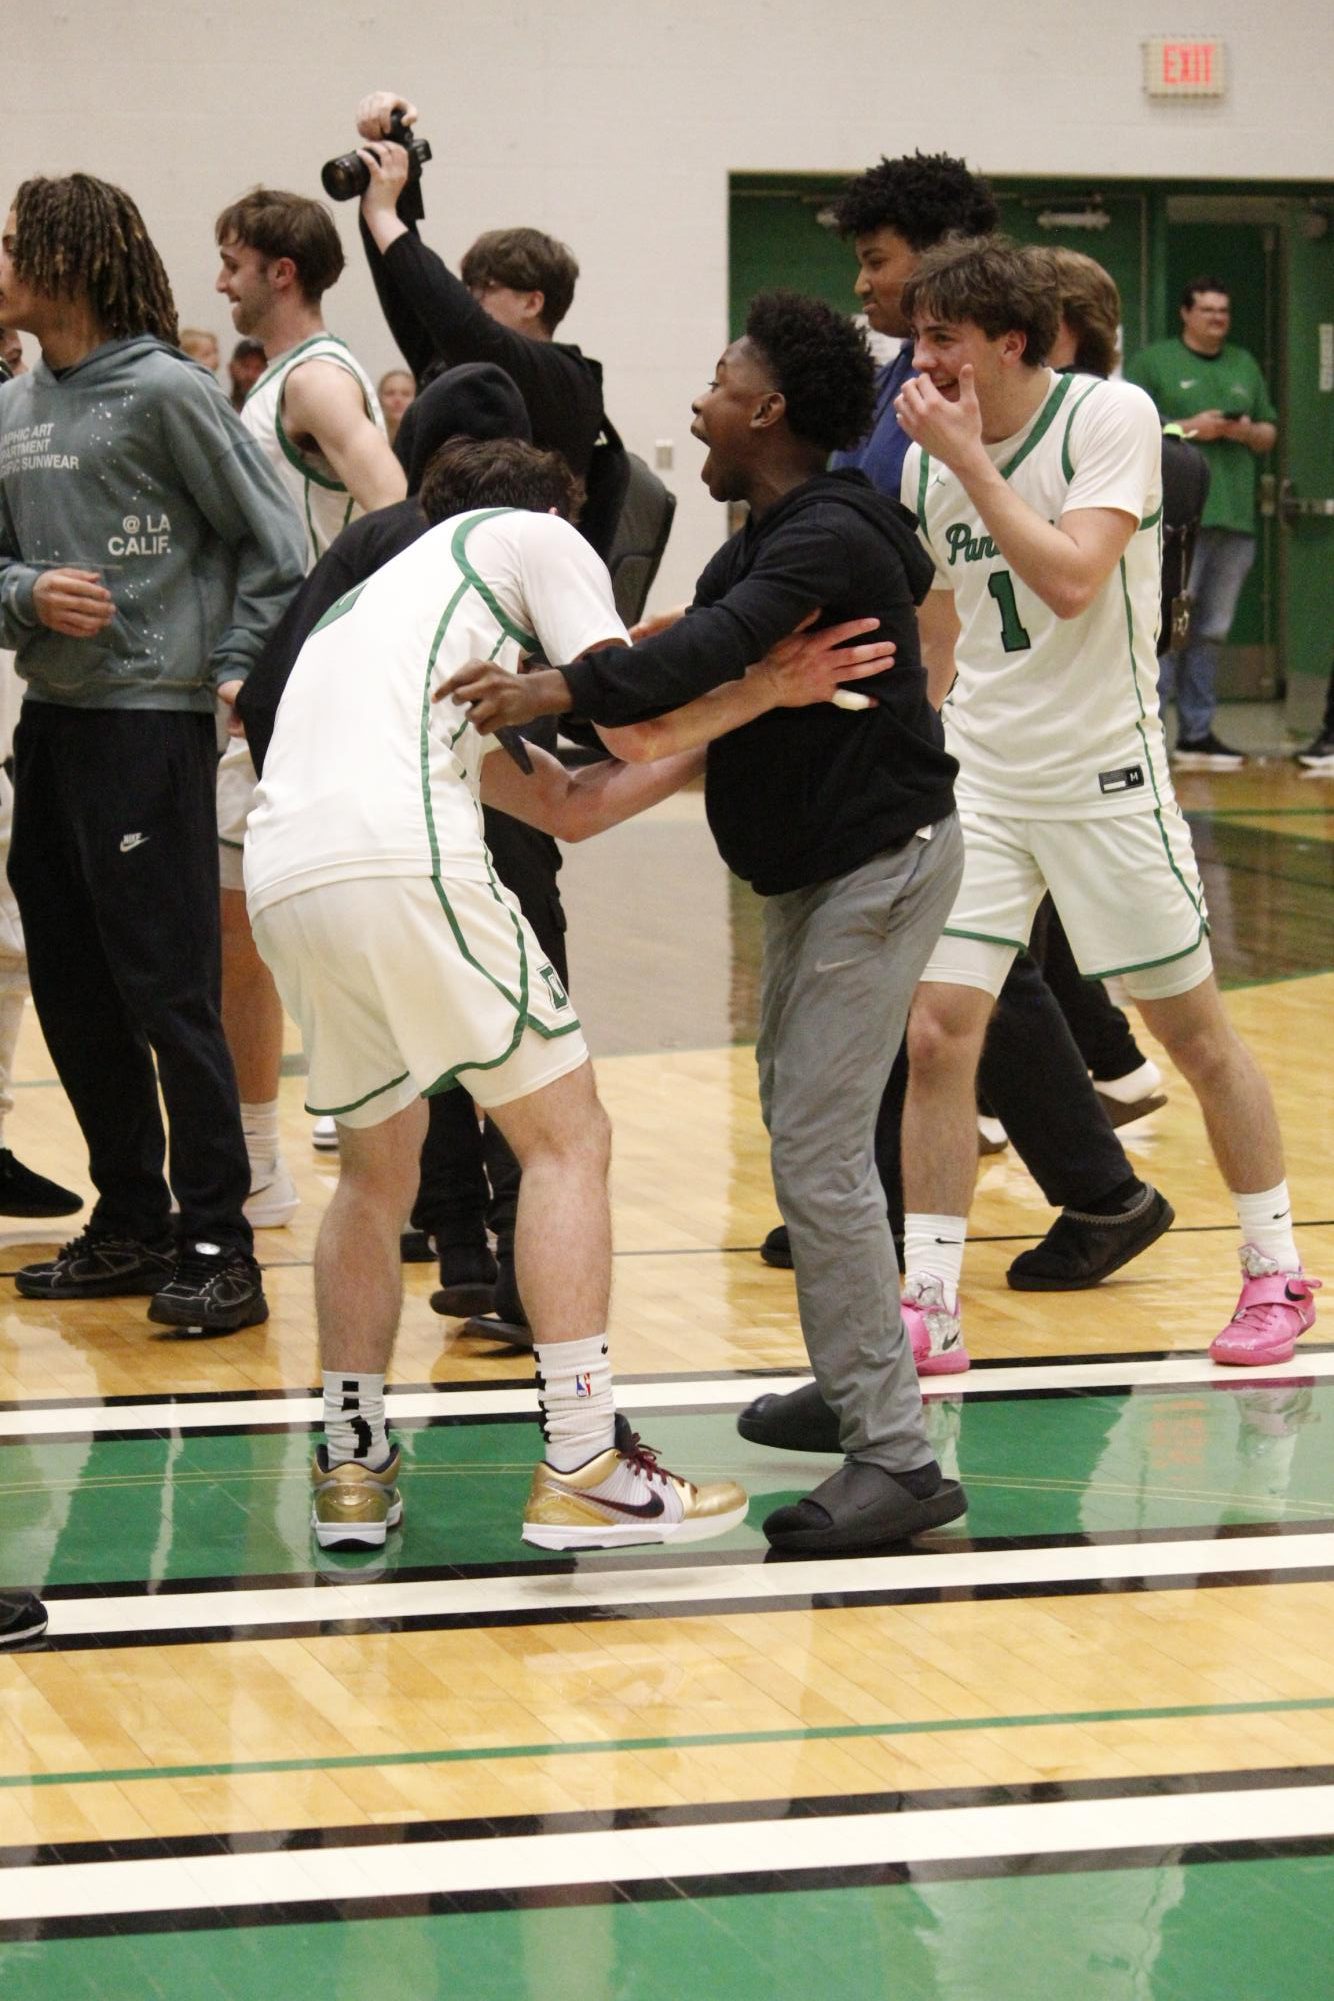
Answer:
[{"left": 4, "top": 0, "right": 1331, "bottom": 600}]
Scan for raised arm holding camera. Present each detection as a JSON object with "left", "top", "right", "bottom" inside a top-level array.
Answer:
[{"left": 346, "top": 90, "right": 604, "bottom": 478}]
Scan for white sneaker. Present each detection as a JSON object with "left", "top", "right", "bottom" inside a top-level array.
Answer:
[
  {"left": 311, "top": 1116, "right": 339, "bottom": 1153},
  {"left": 244, "top": 1158, "right": 298, "bottom": 1229},
  {"left": 1092, "top": 1057, "right": 1168, "bottom": 1127},
  {"left": 522, "top": 1429, "right": 748, "bottom": 1549}
]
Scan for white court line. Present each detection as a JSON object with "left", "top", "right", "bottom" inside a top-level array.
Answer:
[
  {"left": 2, "top": 1783, "right": 1331, "bottom": 1923},
  {"left": 6, "top": 1350, "right": 1332, "bottom": 1439},
  {"left": 42, "top": 1529, "right": 1334, "bottom": 1642}
]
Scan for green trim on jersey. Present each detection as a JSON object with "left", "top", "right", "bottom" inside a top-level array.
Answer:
[
  {"left": 941, "top": 923, "right": 1030, "bottom": 950},
  {"left": 450, "top": 511, "right": 541, "bottom": 651},
  {"left": 1082, "top": 920, "right": 1209, "bottom": 983},
  {"left": 1138, "top": 503, "right": 1163, "bottom": 532},
  {"left": 1058, "top": 379, "right": 1102, "bottom": 483},
  {"left": 311, "top": 578, "right": 369, "bottom": 636},
  {"left": 915, "top": 453, "right": 934, "bottom": 544},
  {"left": 418, "top": 579, "right": 473, "bottom": 877},
  {"left": 306, "top": 1069, "right": 412, "bottom": 1118},
  {"left": 1000, "top": 372, "right": 1074, "bottom": 480},
  {"left": 244, "top": 332, "right": 352, "bottom": 405}
]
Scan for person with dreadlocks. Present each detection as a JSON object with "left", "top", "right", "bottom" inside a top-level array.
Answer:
[{"left": 0, "top": 173, "right": 305, "bottom": 1335}]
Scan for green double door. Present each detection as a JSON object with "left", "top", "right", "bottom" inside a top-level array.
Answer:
[{"left": 730, "top": 176, "right": 1333, "bottom": 700}]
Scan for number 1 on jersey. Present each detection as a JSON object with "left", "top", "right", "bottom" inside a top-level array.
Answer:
[{"left": 987, "top": 570, "right": 1032, "bottom": 653}]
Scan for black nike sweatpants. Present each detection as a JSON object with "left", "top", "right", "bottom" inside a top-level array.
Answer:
[{"left": 9, "top": 703, "right": 252, "bottom": 1254}]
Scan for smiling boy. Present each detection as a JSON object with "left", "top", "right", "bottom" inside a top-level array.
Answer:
[{"left": 891, "top": 237, "right": 1318, "bottom": 1369}]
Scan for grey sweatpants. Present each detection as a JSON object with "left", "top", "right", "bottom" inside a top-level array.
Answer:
[{"left": 756, "top": 816, "right": 964, "bottom": 1473}]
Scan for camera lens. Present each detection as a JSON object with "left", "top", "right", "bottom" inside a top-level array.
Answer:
[{"left": 321, "top": 153, "right": 370, "bottom": 203}]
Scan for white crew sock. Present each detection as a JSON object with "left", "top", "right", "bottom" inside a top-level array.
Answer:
[
  {"left": 241, "top": 1100, "right": 282, "bottom": 1177},
  {"left": 323, "top": 1370, "right": 389, "bottom": 1466},
  {"left": 1234, "top": 1183, "right": 1300, "bottom": 1271},
  {"left": 903, "top": 1213, "right": 967, "bottom": 1307},
  {"left": 534, "top": 1335, "right": 616, "bottom": 1472}
]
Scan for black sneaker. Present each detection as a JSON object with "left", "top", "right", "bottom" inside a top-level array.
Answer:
[
  {"left": 429, "top": 1241, "right": 498, "bottom": 1319},
  {"left": 148, "top": 1241, "right": 269, "bottom": 1335},
  {"left": 1007, "top": 1184, "right": 1174, "bottom": 1291},
  {"left": 760, "top": 1223, "right": 792, "bottom": 1269},
  {"left": 1295, "top": 732, "right": 1334, "bottom": 773},
  {"left": 15, "top": 1229, "right": 174, "bottom": 1299},
  {"left": 0, "top": 1149, "right": 82, "bottom": 1219},
  {"left": 1171, "top": 732, "right": 1246, "bottom": 770},
  {"left": 0, "top": 1592, "right": 48, "bottom": 1647}
]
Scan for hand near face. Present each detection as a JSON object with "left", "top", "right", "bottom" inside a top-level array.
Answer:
[{"left": 895, "top": 363, "right": 985, "bottom": 470}]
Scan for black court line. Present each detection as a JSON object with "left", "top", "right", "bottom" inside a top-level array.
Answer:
[
  {"left": 26, "top": 1562, "right": 1334, "bottom": 1656},
  {"left": 31, "top": 1516, "right": 1334, "bottom": 1602},
  {"left": 9, "top": 1761, "right": 1334, "bottom": 1872},
  {"left": 12, "top": 1367, "right": 1333, "bottom": 1446},
  {"left": 3, "top": 1342, "right": 1333, "bottom": 1415},
  {"left": 5, "top": 1211, "right": 1332, "bottom": 1279}
]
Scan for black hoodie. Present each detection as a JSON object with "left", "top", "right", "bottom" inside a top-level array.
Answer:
[
  {"left": 236, "top": 363, "right": 531, "bottom": 772},
  {"left": 562, "top": 469, "right": 957, "bottom": 895}
]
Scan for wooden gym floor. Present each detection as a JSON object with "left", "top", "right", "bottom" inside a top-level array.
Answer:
[{"left": 0, "top": 760, "right": 1331, "bottom": 1998}]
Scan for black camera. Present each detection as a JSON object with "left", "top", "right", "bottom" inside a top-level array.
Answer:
[{"left": 321, "top": 111, "right": 432, "bottom": 219}]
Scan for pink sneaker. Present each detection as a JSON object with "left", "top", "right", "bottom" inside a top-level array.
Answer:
[
  {"left": 1210, "top": 1248, "right": 1321, "bottom": 1367},
  {"left": 902, "top": 1273, "right": 970, "bottom": 1377}
]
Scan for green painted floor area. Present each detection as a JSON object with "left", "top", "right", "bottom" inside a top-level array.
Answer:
[
  {"left": 5, "top": 1853, "right": 1332, "bottom": 2000},
  {"left": 3, "top": 1381, "right": 1329, "bottom": 1590}
]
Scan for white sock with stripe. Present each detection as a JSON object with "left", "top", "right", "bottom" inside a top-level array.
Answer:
[
  {"left": 323, "top": 1371, "right": 389, "bottom": 1467},
  {"left": 534, "top": 1335, "right": 615, "bottom": 1472}
]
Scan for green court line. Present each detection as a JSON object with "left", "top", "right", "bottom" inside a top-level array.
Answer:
[{"left": 7, "top": 1694, "right": 1333, "bottom": 1795}]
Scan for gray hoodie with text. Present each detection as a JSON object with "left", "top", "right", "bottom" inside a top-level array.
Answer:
[{"left": 0, "top": 334, "right": 305, "bottom": 710}]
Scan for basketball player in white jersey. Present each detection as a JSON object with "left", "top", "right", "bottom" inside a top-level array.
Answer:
[
  {"left": 214, "top": 189, "right": 406, "bottom": 1226},
  {"left": 248, "top": 433, "right": 885, "bottom": 1549},
  {"left": 892, "top": 239, "right": 1317, "bottom": 1372}
]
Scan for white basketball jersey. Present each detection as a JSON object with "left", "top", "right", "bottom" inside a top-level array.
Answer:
[
  {"left": 245, "top": 509, "right": 628, "bottom": 917},
  {"left": 242, "top": 334, "right": 386, "bottom": 568},
  {"left": 903, "top": 372, "right": 1172, "bottom": 819}
]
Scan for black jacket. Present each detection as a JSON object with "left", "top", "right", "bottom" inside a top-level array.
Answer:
[
  {"left": 563, "top": 470, "right": 957, "bottom": 895},
  {"left": 360, "top": 216, "right": 605, "bottom": 476}
]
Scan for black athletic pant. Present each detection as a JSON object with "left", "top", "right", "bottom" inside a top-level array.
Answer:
[
  {"left": 9, "top": 705, "right": 252, "bottom": 1254},
  {"left": 411, "top": 809, "right": 568, "bottom": 1250},
  {"left": 876, "top": 950, "right": 1132, "bottom": 1236},
  {"left": 1030, "top": 896, "right": 1145, "bottom": 1084}
]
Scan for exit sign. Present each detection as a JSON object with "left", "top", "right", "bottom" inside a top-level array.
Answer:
[{"left": 1143, "top": 38, "right": 1227, "bottom": 97}]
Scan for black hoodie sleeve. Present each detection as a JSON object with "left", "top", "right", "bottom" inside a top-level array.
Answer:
[{"left": 561, "top": 515, "right": 857, "bottom": 726}]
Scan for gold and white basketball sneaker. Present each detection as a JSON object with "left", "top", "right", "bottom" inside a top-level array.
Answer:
[
  {"left": 522, "top": 1429, "right": 748, "bottom": 1550},
  {"left": 311, "top": 1445, "right": 403, "bottom": 1548}
]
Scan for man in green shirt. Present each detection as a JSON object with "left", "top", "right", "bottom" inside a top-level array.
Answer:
[{"left": 1125, "top": 275, "right": 1277, "bottom": 769}]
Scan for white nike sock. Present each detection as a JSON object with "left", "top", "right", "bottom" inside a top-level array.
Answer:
[
  {"left": 534, "top": 1335, "right": 616, "bottom": 1472},
  {"left": 323, "top": 1370, "right": 389, "bottom": 1466},
  {"left": 241, "top": 1099, "right": 281, "bottom": 1173},
  {"left": 1234, "top": 1182, "right": 1299, "bottom": 1271},
  {"left": 904, "top": 1214, "right": 967, "bottom": 1307}
]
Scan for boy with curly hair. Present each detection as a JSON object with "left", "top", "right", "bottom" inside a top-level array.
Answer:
[{"left": 444, "top": 292, "right": 968, "bottom": 1555}]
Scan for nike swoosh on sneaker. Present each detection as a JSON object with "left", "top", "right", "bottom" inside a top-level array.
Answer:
[
  {"left": 1285, "top": 1282, "right": 1308, "bottom": 1302},
  {"left": 589, "top": 1490, "right": 666, "bottom": 1520}
]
